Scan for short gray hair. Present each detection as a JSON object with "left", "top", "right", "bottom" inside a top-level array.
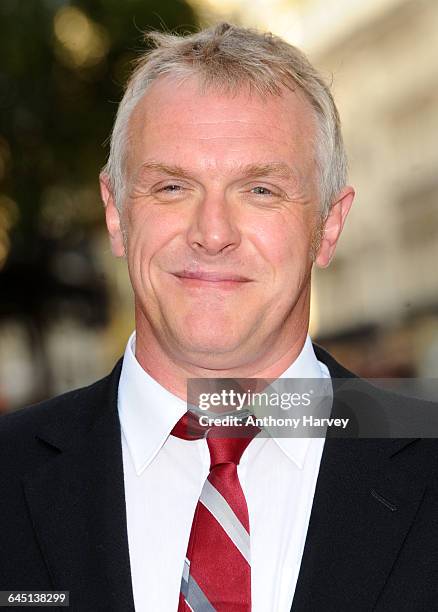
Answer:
[{"left": 102, "top": 22, "right": 347, "bottom": 218}]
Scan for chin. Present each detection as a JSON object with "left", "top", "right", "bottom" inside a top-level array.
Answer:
[
  {"left": 183, "top": 334, "right": 239, "bottom": 356},
  {"left": 173, "top": 324, "right": 244, "bottom": 357}
]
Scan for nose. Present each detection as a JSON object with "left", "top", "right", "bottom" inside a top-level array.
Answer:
[{"left": 187, "top": 192, "right": 241, "bottom": 256}]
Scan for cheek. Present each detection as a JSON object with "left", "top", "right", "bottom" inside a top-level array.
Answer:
[
  {"left": 125, "top": 211, "right": 163, "bottom": 274},
  {"left": 247, "top": 213, "right": 313, "bottom": 270},
  {"left": 127, "top": 204, "right": 178, "bottom": 252}
]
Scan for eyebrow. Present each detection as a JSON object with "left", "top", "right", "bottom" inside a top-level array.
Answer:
[
  {"left": 238, "top": 162, "right": 297, "bottom": 180},
  {"left": 135, "top": 162, "right": 194, "bottom": 181},
  {"left": 134, "top": 161, "right": 298, "bottom": 182}
]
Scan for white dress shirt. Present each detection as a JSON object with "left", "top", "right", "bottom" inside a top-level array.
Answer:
[{"left": 118, "top": 331, "right": 330, "bottom": 612}]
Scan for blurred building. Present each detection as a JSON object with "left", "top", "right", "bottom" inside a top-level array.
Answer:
[{"left": 306, "top": 0, "right": 438, "bottom": 377}]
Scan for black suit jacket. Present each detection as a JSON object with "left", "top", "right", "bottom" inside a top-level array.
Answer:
[{"left": 1, "top": 345, "right": 438, "bottom": 611}]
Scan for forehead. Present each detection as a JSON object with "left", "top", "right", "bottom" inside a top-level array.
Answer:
[{"left": 126, "top": 74, "right": 317, "bottom": 174}]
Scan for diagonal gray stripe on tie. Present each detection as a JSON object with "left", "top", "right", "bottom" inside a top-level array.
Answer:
[
  {"left": 181, "top": 571, "right": 216, "bottom": 612},
  {"left": 181, "top": 557, "right": 190, "bottom": 598},
  {"left": 199, "top": 479, "right": 250, "bottom": 564}
]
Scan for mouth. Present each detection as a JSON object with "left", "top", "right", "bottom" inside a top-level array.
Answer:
[{"left": 172, "top": 270, "right": 252, "bottom": 289}]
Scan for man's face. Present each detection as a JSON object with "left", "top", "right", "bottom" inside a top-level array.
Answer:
[{"left": 103, "top": 76, "right": 350, "bottom": 369}]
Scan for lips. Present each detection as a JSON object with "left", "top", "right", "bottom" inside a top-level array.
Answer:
[{"left": 173, "top": 270, "right": 251, "bottom": 282}]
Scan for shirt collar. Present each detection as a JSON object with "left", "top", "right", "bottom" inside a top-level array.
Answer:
[
  {"left": 118, "top": 331, "right": 330, "bottom": 475},
  {"left": 118, "top": 331, "right": 188, "bottom": 475},
  {"left": 272, "top": 334, "right": 330, "bottom": 469}
]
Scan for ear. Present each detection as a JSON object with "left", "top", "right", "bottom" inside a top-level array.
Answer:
[
  {"left": 100, "top": 173, "right": 126, "bottom": 257},
  {"left": 315, "top": 186, "right": 355, "bottom": 268}
]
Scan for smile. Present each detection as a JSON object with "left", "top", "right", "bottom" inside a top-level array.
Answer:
[{"left": 172, "top": 271, "right": 251, "bottom": 290}]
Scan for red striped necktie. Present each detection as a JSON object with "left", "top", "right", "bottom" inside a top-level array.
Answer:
[{"left": 171, "top": 412, "right": 259, "bottom": 611}]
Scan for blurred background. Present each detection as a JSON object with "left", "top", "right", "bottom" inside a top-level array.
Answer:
[{"left": 0, "top": 0, "right": 437, "bottom": 412}]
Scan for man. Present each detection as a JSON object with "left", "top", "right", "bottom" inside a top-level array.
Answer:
[{"left": 1, "top": 22, "right": 438, "bottom": 612}]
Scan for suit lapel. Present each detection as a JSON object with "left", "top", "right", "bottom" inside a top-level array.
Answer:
[
  {"left": 291, "top": 346, "right": 432, "bottom": 611},
  {"left": 21, "top": 359, "right": 135, "bottom": 612}
]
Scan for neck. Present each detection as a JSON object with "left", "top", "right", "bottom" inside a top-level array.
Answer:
[{"left": 133, "top": 307, "right": 310, "bottom": 403}]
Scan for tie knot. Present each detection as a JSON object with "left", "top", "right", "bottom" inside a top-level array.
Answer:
[
  {"left": 170, "top": 412, "right": 260, "bottom": 468},
  {"left": 206, "top": 434, "right": 256, "bottom": 468}
]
